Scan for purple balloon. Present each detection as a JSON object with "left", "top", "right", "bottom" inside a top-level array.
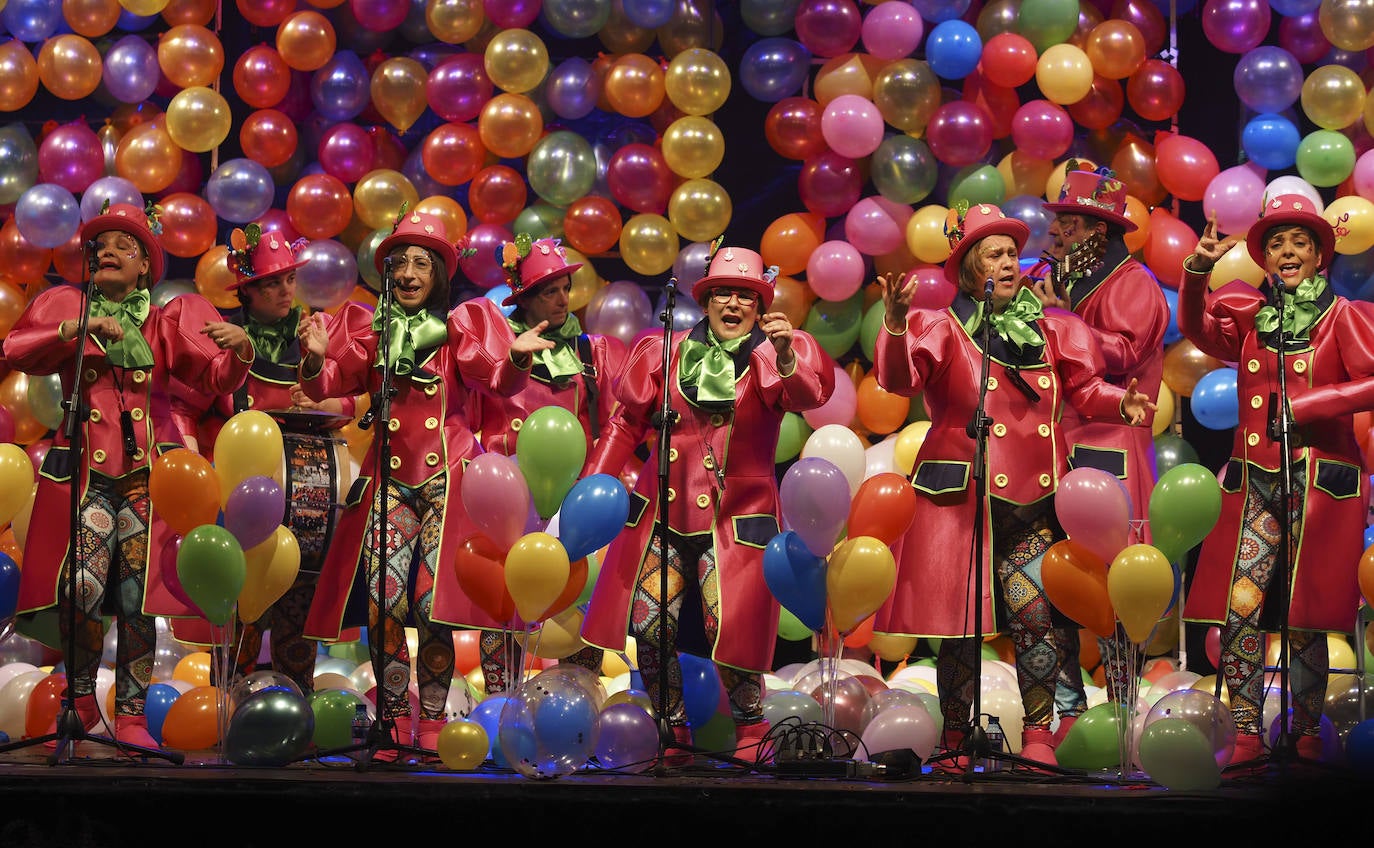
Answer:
[
  {"left": 1233, "top": 45, "right": 1302, "bottom": 114},
  {"left": 317, "top": 122, "right": 375, "bottom": 183},
  {"left": 206, "top": 158, "right": 275, "bottom": 224},
  {"left": 459, "top": 222, "right": 515, "bottom": 289},
  {"left": 780, "top": 456, "right": 852, "bottom": 556},
  {"left": 224, "top": 476, "right": 286, "bottom": 551},
  {"left": 296, "top": 239, "right": 359, "bottom": 312},
  {"left": 593, "top": 703, "right": 659, "bottom": 773},
  {"left": 103, "top": 35, "right": 160, "bottom": 105},
  {"left": 37, "top": 123, "right": 103, "bottom": 195},
  {"left": 15, "top": 183, "right": 79, "bottom": 248},
  {"left": 310, "top": 50, "right": 371, "bottom": 123},
  {"left": 1201, "top": 0, "right": 1271, "bottom": 54},
  {"left": 80, "top": 177, "right": 142, "bottom": 222},
  {"left": 583, "top": 280, "right": 653, "bottom": 348},
  {"left": 545, "top": 57, "right": 600, "bottom": 121}
]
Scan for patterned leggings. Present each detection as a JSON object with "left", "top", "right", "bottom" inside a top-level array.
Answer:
[
  {"left": 1221, "top": 470, "right": 1325, "bottom": 737},
  {"left": 361, "top": 476, "right": 453, "bottom": 721},
  {"left": 937, "top": 499, "right": 1060, "bottom": 731},
  {"left": 627, "top": 530, "right": 762, "bottom": 727},
  {"left": 64, "top": 470, "right": 156, "bottom": 716},
  {"left": 478, "top": 632, "right": 601, "bottom": 696},
  {"left": 226, "top": 571, "right": 320, "bottom": 696}
]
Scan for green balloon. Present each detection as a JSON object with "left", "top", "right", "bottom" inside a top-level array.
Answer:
[
  {"left": 1153, "top": 432, "right": 1200, "bottom": 478},
  {"left": 516, "top": 405, "right": 588, "bottom": 519},
  {"left": 513, "top": 203, "right": 566, "bottom": 241},
  {"left": 859, "top": 299, "right": 886, "bottom": 363},
  {"left": 1138, "top": 717, "right": 1222, "bottom": 790},
  {"left": 946, "top": 164, "right": 1006, "bottom": 209},
  {"left": 1017, "top": 0, "right": 1080, "bottom": 53},
  {"left": 801, "top": 290, "right": 864, "bottom": 360},
  {"left": 527, "top": 130, "right": 598, "bottom": 207},
  {"left": 177, "top": 524, "right": 246, "bottom": 626},
  {"left": 1148, "top": 462, "right": 1223, "bottom": 565},
  {"left": 17, "top": 608, "right": 110, "bottom": 651},
  {"left": 871, "top": 135, "right": 938, "bottom": 205},
  {"left": 1054, "top": 702, "right": 1123, "bottom": 770},
  {"left": 775, "top": 412, "right": 813, "bottom": 464},
  {"left": 310, "top": 688, "right": 365, "bottom": 751},
  {"left": 778, "top": 605, "right": 814, "bottom": 641},
  {"left": 694, "top": 710, "right": 736, "bottom": 752},
  {"left": 1296, "top": 129, "right": 1356, "bottom": 188}
]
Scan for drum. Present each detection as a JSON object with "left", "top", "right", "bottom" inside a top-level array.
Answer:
[{"left": 279, "top": 427, "right": 352, "bottom": 575}]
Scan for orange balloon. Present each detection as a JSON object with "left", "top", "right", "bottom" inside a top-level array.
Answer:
[
  {"left": 156, "top": 193, "right": 218, "bottom": 258},
  {"left": 114, "top": 121, "right": 182, "bottom": 194},
  {"left": 149, "top": 448, "right": 222, "bottom": 536},
  {"left": 772, "top": 274, "right": 816, "bottom": 329},
  {"left": 1110, "top": 133, "right": 1165, "bottom": 207},
  {"left": 604, "top": 54, "right": 666, "bottom": 118},
  {"left": 856, "top": 374, "right": 910, "bottom": 435},
  {"left": 0, "top": 371, "right": 50, "bottom": 445},
  {"left": 1042, "top": 539, "right": 1115, "bottom": 638},
  {"left": 760, "top": 212, "right": 825, "bottom": 277},
  {"left": 173, "top": 651, "right": 213, "bottom": 687},
  {"left": 159, "top": 685, "right": 222, "bottom": 750},
  {"left": 194, "top": 245, "right": 240, "bottom": 310},
  {"left": 238, "top": 108, "right": 298, "bottom": 168},
  {"left": 413, "top": 195, "right": 470, "bottom": 244},
  {"left": 478, "top": 93, "right": 544, "bottom": 159},
  {"left": 564, "top": 196, "right": 623, "bottom": 255},
  {"left": 36, "top": 34, "right": 102, "bottom": 100},
  {"left": 422, "top": 122, "right": 489, "bottom": 187},
  {"left": 842, "top": 612, "right": 875, "bottom": 648},
  {"left": 0, "top": 281, "right": 26, "bottom": 338},
  {"left": 64, "top": 0, "right": 123, "bottom": 38},
  {"left": 161, "top": 0, "right": 218, "bottom": 25},
  {"left": 846, "top": 471, "right": 916, "bottom": 546},
  {"left": 1122, "top": 195, "right": 1151, "bottom": 253},
  {"left": 24, "top": 672, "right": 67, "bottom": 739},
  {"left": 1359, "top": 544, "right": 1374, "bottom": 609},
  {"left": 0, "top": 39, "right": 39, "bottom": 111},
  {"left": 287, "top": 173, "right": 354, "bottom": 240},
  {"left": 0, "top": 219, "right": 50, "bottom": 285},
  {"left": 540, "top": 555, "right": 588, "bottom": 622},
  {"left": 157, "top": 23, "right": 224, "bottom": 89},
  {"left": 275, "top": 10, "right": 336, "bottom": 72}
]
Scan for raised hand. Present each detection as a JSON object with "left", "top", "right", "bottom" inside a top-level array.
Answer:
[
  {"left": 758, "top": 311, "right": 795, "bottom": 370},
  {"left": 511, "top": 319, "right": 556, "bottom": 358},
  {"left": 1190, "top": 212, "right": 1240, "bottom": 275},
  {"left": 878, "top": 271, "right": 916, "bottom": 333},
  {"left": 1120, "top": 377, "right": 1158, "bottom": 426}
]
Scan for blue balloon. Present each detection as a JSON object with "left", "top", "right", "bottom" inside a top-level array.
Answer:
[
  {"left": 622, "top": 0, "right": 676, "bottom": 27},
  {"left": 1329, "top": 250, "right": 1374, "bottom": 299},
  {"left": 1161, "top": 285, "right": 1182, "bottom": 345},
  {"left": 471, "top": 695, "right": 511, "bottom": 767},
  {"left": 558, "top": 473, "right": 630, "bottom": 561},
  {"left": 144, "top": 683, "right": 182, "bottom": 745},
  {"left": 762, "top": 530, "right": 827, "bottom": 632},
  {"left": 311, "top": 51, "right": 371, "bottom": 123},
  {"left": 2, "top": 0, "right": 64, "bottom": 42},
  {"left": 1191, "top": 367, "right": 1239, "bottom": 430},
  {"left": 910, "top": 0, "right": 972, "bottom": 24},
  {"left": 926, "top": 20, "right": 982, "bottom": 81},
  {"left": 1347, "top": 718, "right": 1374, "bottom": 774},
  {"left": 205, "top": 158, "right": 275, "bottom": 224},
  {"left": 0, "top": 552, "right": 17, "bottom": 620},
  {"left": 1242, "top": 113, "right": 1300, "bottom": 171},
  {"left": 1269, "top": 0, "right": 1320, "bottom": 16},
  {"left": 739, "top": 37, "right": 813, "bottom": 103},
  {"left": 1363, "top": 521, "right": 1374, "bottom": 550},
  {"left": 679, "top": 653, "right": 722, "bottom": 730}
]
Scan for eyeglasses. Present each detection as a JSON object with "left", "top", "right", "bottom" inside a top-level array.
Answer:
[
  {"left": 709, "top": 287, "right": 758, "bottom": 306},
  {"left": 387, "top": 253, "right": 433, "bottom": 274}
]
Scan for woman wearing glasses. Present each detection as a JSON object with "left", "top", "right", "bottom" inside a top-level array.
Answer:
[{"left": 579, "top": 244, "right": 835, "bottom": 763}]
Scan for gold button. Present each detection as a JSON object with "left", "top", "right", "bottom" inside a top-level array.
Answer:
[
  {"left": 709, "top": 414, "right": 724, "bottom": 427},
  {"left": 425, "top": 452, "right": 440, "bottom": 466},
  {"left": 425, "top": 384, "right": 439, "bottom": 396},
  {"left": 92, "top": 449, "right": 106, "bottom": 463},
  {"left": 131, "top": 370, "right": 146, "bottom": 384},
  {"left": 1250, "top": 395, "right": 1263, "bottom": 409},
  {"left": 133, "top": 448, "right": 145, "bottom": 461},
  {"left": 992, "top": 423, "right": 1007, "bottom": 437},
  {"left": 1037, "top": 375, "right": 1051, "bottom": 389},
  {"left": 1247, "top": 432, "right": 1260, "bottom": 446},
  {"left": 986, "top": 376, "right": 999, "bottom": 391},
  {"left": 1037, "top": 423, "right": 1050, "bottom": 437},
  {"left": 1293, "top": 359, "right": 1307, "bottom": 373},
  {"left": 511, "top": 417, "right": 523, "bottom": 431},
  {"left": 84, "top": 369, "right": 98, "bottom": 383},
  {"left": 1038, "top": 473, "right": 1052, "bottom": 487},
  {"left": 695, "top": 493, "right": 710, "bottom": 508},
  {"left": 390, "top": 455, "right": 402, "bottom": 470},
  {"left": 89, "top": 409, "right": 102, "bottom": 423},
  {"left": 667, "top": 487, "right": 677, "bottom": 502},
  {"left": 425, "top": 417, "right": 439, "bottom": 430},
  {"left": 388, "top": 418, "right": 400, "bottom": 432},
  {"left": 1247, "top": 359, "right": 1260, "bottom": 373},
  {"left": 702, "top": 455, "right": 715, "bottom": 470},
  {"left": 993, "top": 473, "right": 1008, "bottom": 488},
  {"left": 129, "top": 408, "right": 144, "bottom": 422},
  {"left": 668, "top": 447, "right": 679, "bottom": 462}
]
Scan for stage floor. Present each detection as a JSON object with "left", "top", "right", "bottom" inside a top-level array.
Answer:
[{"left": 0, "top": 741, "right": 1359, "bottom": 846}]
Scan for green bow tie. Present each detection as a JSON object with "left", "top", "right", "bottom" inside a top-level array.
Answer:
[
  {"left": 509, "top": 313, "right": 584, "bottom": 381},
  {"left": 678, "top": 329, "right": 749, "bottom": 405},
  {"left": 246, "top": 306, "right": 301, "bottom": 364},
  {"left": 372, "top": 302, "right": 448, "bottom": 376},
  {"left": 90, "top": 289, "right": 154, "bottom": 369},
  {"left": 1255, "top": 275, "right": 1326, "bottom": 340},
  {"left": 964, "top": 287, "right": 1045, "bottom": 350}
]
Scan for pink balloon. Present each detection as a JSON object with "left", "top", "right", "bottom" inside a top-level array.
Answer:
[
  {"left": 860, "top": 704, "right": 938, "bottom": 761},
  {"left": 905, "top": 265, "right": 956, "bottom": 310},
  {"left": 821, "top": 94, "right": 885, "bottom": 160},
  {"left": 924, "top": 101, "right": 994, "bottom": 167},
  {"left": 807, "top": 239, "right": 866, "bottom": 300},
  {"left": 159, "top": 536, "right": 203, "bottom": 616},
  {"left": 1201, "top": 0, "right": 1271, "bottom": 54},
  {"left": 804, "top": 365, "right": 857, "bottom": 429},
  {"left": 317, "top": 122, "right": 376, "bottom": 184},
  {"left": 460, "top": 452, "right": 531, "bottom": 551},
  {"left": 844, "top": 196, "right": 908, "bottom": 256},
  {"left": 1202, "top": 163, "right": 1266, "bottom": 236},
  {"left": 1055, "top": 467, "right": 1131, "bottom": 564},
  {"left": 458, "top": 223, "right": 514, "bottom": 289},
  {"left": 861, "top": 1, "right": 924, "bottom": 61},
  {"left": 37, "top": 122, "right": 104, "bottom": 195},
  {"left": 1010, "top": 100, "right": 1073, "bottom": 162},
  {"left": 427, "top": 54, "right": 494, "bottom": 123},
  {"left": 1353, "top": 149, "right": 1374, "bottom": 201}
]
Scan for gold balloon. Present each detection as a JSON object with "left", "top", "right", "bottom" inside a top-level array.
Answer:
[
  {"left": 436, "top": 719, "right": 489, "bottom": 770},
  {"left": 427, "top": 0, "right": 485, "bottom": 45},
  {"left": 119, "top": 0, "right": 170, "bottom": 15},
  {"left": 194, "top": 245, "right": 240, "bottom": 310},
  {"left": 0, "top": 371, "right": 48, "bottom": 445},
  {"left": 414, "top": 195, "right": 469, "bottom": 244},
  {"left": 869, "top": 633, "right": 918, "bottom": 663},
  {"left": 892, "top": 420, "right": 930, "bottom": 476},
  {"left": 813, "top": 53, "right": 887, "bottom": 106},
  {"left": 64, "top": 0, "right": 122, "bottom": 38},
  {"left": 1161, "top": 338, "right": 1224, "bottom": 397},
  {"left": 667, "top": 178, "right": 731, "bottom": 243},
  {"left": 1301, "top": 64, "right": 1365, "bottom": 131},
  {"left": 660, "top": 116, "right": 724, "bottom": 179},
  {"left": 663, "top": 47, "right": 730, "bottom": 116},
  {"left": 1319, "top": 0, "right": 1374, "bottom": 52},
  {"left": 604, "top": 53, "right": 666, "bottom": 118},
  {"left": 371, "top": 57, "right": 428, "bottom": 132},
  {"left": 1036, "top": 43, "right": 1094, "bottom": 106},
  {"left": 872, "top": 58, "right": 941, "bottom": 134},
  {"left": 997, "top": 151, "right": 1056, "bottom": 199},
  {"left": 0, "top": 40, "right": 38, "bottom": 112},
  {"left": 618, "top": 213, "right": 679, "bottom": 275},
  {"left": 114, "top": 121, "right": 181, "bottom": 194},
  {"left": 1084, "top": 19, "right": 1146, "bottom": 80},
  {"left": 157, "top": 23, "right": 224, "bottom": 89},
  {"left": 1209, "top": 241, "right": 1264, "bottom": 289},
  {"left": 478, "top": 92, "right": 544, "bottom": 158},
  {"left": 37, "top": 34, "right": 102, "bottom": 101},
  {"left": 905, "top": 204, "right": 951, "bottom": 264},
  {"left": 275, "top": 10, "right": 336, "bottom": 72},
  {"left": 567, "top": 253, "right": 603, "bottom": 312},
  {"left": 515, "top": 607, "right": 587, "bottom": 659},
  {"left": 165, "top": 86, "right": 232, "bottom": 153},
  {"left": 656, "top": 2, "right": 723, "bottom": 57},
  {"left": 1044, "top": 156, "right": 1096, "bottom": 201},
  {"left": 0, "top": 280, "right": 26, "bottom": 337},
  {"left": 352, "top": 169, "right": 419, "bottom": 231},
  {"left": 1152, "top": 381, "right": 1175, "bottom": 436},
  {"left": 482, "top": 27, "right": 548, "bottom": 94},
  {"left": 598, "top": 3, "right": 655, "bottom": 54},
  {"left": 160, "top": 0, "right": 218, "bottom": 25}
]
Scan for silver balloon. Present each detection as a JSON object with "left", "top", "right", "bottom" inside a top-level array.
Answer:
[{"left": 225, "top": 687, "right": 314, "bottom": 766}]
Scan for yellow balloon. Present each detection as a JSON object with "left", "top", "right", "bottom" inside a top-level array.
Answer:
[
  {"left": 813, "top": 52, "right": 887, "bottom": 106},
  {"left": 1036, "top": 43, "right": 1094, "bottom": 105},
  {"left": 1152, "top": 381, "right": 1175, "bottom": 437},
  {"left": 663, "top": 47, "right": 731, "bottom": 116},
  {"left": 826, "top": 535, "right": 897, "bottom": 635},
  {"left": 892, "top": 419, "right": 930, "bottom": 476},
  {"left": 352, "top": 169, "right": 419, "bottom": 231},
  {"left": 119, "top": 0, "right": 170, "bottom": 14},
  {"left": 1301, "top": 63, "right": 1365, "bottom": 131},
  {"left": 239, "top": 526, "right": 301, "bottom": 624},
  {"left": 165, "top": 86, "right": 232, "bottom": 153},
  {"left": 483, "top": 28, "right": 549, "bottom": 94},
  {"left": 517, "top": 607, "right": 587, "bottom": 658},
  {"left": 660, "top": 115, "right": 725, "bottom": 179},
  {"left": 504, "top": 531, "right": 571, "bottom": 622},
  {"left": 869, "top": 633, "right": 918, "bottom": 663},
  {"left": 619, "top": 213, "right": 679, "bottom": 275},
  {"left": 0, "top": 443, "right": 35, "bottom": 527},
  {"left": 667, "top": 178, "right": 732, "bottom": 243},
  {"left": 1107, "top": 543, "right": 1175, "bottom": 643},
  {"left": 1328, "top": 632, "right": 1357, "bottom": 671},
  {"left": 214, "top": 410, "right": 285, "bottom": 506},
  {"left": 427, "top": 0, "right": 485, "bottom": 45},
  {"left": 1209, "top": 241, "right": 1264, "bottom": 289},
  {"left": 11, "top": 482, "right": 37, "bottom": 549},
  {"left": 566, "top": 248, "right": 603, "bottom": 312},
  {"left": 1326, "top": 194, "right": 1374, "bottom": 254},
  {"left": 1045, "top": 157, "right": 1096, "bottom": 201},
  {"left": 173, "top": 651, "right": 212, "bottom": 687},
  {"left": 437, "top": 719, "right": 489, "bottom": 769},
  {"left": 370, "top": 57, "right": 428, "bottom": 133},
  {"left": 905, "top": 204, "right": 951, "bottom": 264}
]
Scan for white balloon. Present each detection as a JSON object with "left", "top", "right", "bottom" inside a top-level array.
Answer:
[{"left": 801, "top": 423, "right": 866, "bottom": 494}]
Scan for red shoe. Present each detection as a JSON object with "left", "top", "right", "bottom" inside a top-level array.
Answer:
[
  {"left": 1020, "top": 726, "right": 1058, "bottom": 769},
  {"left": 661, "top": 724, "right": 694, "bottom": 768},
  {"left": 417, "top": 718, "right": 445, "bottom": 763},
  {"left": 1052, "top": 714, "right": 1078, "bottom": 748},
  {"left": 114, "top": 716, "right": 161, "bottom": 757},
  {"left": 370, "top": 714, "right": 415, "bottom": 764},
  {"left": 734, "top": 720, "right": 772, "bottom": 764},
  {"left": 1225, "top": 732, "right": 1266, "bottom": 777},
  {"left": 1295, "top": 734, "right": 1324, "bottom": 764},
  {"left": 42, "top": 692, "right": 102, "bottom": 750},
  {"left": 928, "top": 727, "right": 970, "bottom": 774}
]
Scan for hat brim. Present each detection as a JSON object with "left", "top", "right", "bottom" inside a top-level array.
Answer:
[
  {"left": 502, "top": 262, "right": 583, "bottom": 306},
  {"left": 376, "top": 231, "right": 459, "bottom": 281},
  {"left": 943, "top": 219, "right": 1030, "bottom": 285},
  {"left": 225, "top": 258, "right": 309, "bottom": 291},
  {"left": 1245, "top": 210, "right": 1336, "bottom": 271},
  {"left": 81, "top": 214, "right": 165, "bottom": 285},
  {"left": 1042, "top": 201, "right": 1139, "bottom": 234},
  {"left": 690, "top": 274, "right": 776, "bottom": 311}
]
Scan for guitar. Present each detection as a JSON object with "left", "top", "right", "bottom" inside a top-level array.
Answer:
[{"left": 1038, "top": 230, "right": 1107, "bottom": 303}]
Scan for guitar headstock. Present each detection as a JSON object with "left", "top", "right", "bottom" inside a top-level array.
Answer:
[{"left": 1061, "top": 230, "right": 1107, "bottom": 280}]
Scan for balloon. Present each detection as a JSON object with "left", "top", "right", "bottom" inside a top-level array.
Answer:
[
  {"left": 846, "top": 472, "right": 916, "bottom": 546},
  {"left": 780, "top": 456, "right": 852, "bottom": 557},
  {"left": 177, "top": 525, "right": 247, "bottom": 626},
  {"left": 239, "top": 525, "right": 301, "bottom": 624},
  {"left": 505, "top": 531, "right": 571, "bottom": 622},
  {"left": 214, "top": 410, "right": 284, "bottom": 506},
  {"left": 223, "top": 475, "right": 284, "bottom": 551},
  {"left": 1042, "top": 539, "right": 1115, "bottom": 639},
  {"left": 497, "top": 667, "right": 600, "bottom": 778},
  {"left": 225, "top": 687, "right": 313, "bottom": 766},
  {"left": 0, "top": 443, "right": 34, "bottom": 530},
  {"left": 454, "top": 533, "right": 516, "bottom": 623},
  {"left": 1055, "top": 467, "right": 1131, "bottom": 564},
  {"left": 437, "top": 718, "right": 490, "bottom": 770},
  {"left": 826, "top": 535, "right": 896, "bottom": 635},
  {"left": 1107, "top": 543, "right": 1175, "bottom": 643},
  {"left": 763, "top": 530, "right": 828, "bottom": 632},
  {"left": 1138, "top": 717, "right": 1222, "bottom": 789},
  {"left": 679, "top": 652, "right": 722, "bottom": 729},
  {"left": 309, "top": 687, "right": 366, "bottom": 751},
  {"left": 149, "top": 448, "right": 221, "bottom": 537},
  {"left": 160, "top": 685, "right": 223, "bottom": 750},
  {"left": 860, "top": 703, "right": 938, "bottom": 762},
  {"left": 593, "top": 702, "right": 658, "bottom": 773},
  {"left": 1148, "top": 462, "right": 1223, "bottom": 565},
  {"left": 461, "top": 452, "right": 531, "bottom": 551},
  {"left": 557, "top": 474, "right": 629, "bottom": 562},
  {"left": 515, "top": 406, "right": 587, "bottom": 519},
  {"left": 1190, "top": 367, "right": 1239, "bottom": 430},
  {"left": 1054, "top": 701, "right": 1123, "bottom": 769}
]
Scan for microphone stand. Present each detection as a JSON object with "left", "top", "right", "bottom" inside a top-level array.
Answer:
[
  {"left": 0, "top": 241, "right": 180, "bottom": 763},
  {"left": 651, "top": 277, "right": 685, "bottom": 773}
]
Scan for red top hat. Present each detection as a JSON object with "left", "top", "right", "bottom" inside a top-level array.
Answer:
[
  {"left": 690, "top": 244, "right": 778, "bottom": 310},
  {"left": 943, "top": 203, "right": 1029, "bottom": 285},
  {"left": 376, "top": 208, "right": 459, "bottom": 280},
  {"left": 81, "top": 200, "right": 165, "bottom": 284},
  {"left": 1042, "top": 163, "right": 1138, "bottom": 234},
  {"left": 500, "top": 235, "right": 583, "bottom": 307},
  {"left": 225, "top": 223, "right": 308, "bottom": 291},
  {"left": 1246, "top": 193, "right": 1337, "bottom": 271}
]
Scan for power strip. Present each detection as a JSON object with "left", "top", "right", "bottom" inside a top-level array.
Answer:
[{"left": 773, "top": 758, "right": 883, "bottom": 779}]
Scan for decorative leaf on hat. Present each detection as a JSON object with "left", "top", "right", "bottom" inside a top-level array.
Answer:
[
  {"left": 704, "top": 235, "right": 725, "bottom": 277},
  {"left": 144, "top": 200, "right": 164, "bottom": 235},
  {"left": 762, "top": 264, "right": 780, "bottom": 284},
  {"left": 944, "top": 199, "right": 970, "bottom": 248},
  {"left": 99, "top": 198, "right": 111, "bottom": 215},
  {"left": 226, "top": 223, "right": 262, "bottom": 279},
  {"left": 390, "top": 200, "right": 410, "bottom": 233}
]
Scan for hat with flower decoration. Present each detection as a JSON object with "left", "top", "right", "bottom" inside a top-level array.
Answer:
[
  {"left": 225, "top": 222, "right": 309, "bottom": 290},
  {"left": 690, "top": 237, "right": 778, "bottom": 310},
  {"left": 81, "top": 199, "right": 166, "bottom": 283},
  {"left": 1043, "top": 160, "right": 1138, "bottom": 233},
  {"left": 943, "top": 201, "right": 1029, "bottom": 285},
  {"left": 498, "top": 234, "right": 583, "bottom": 306},
  {"left": 376, "top": 204, "right": 461, "bottom": 280},
  {"left": 1246, "top": 193, "right": 1338, "bottom": 271}
]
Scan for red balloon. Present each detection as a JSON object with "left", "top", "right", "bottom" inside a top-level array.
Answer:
[
  {"left": 1154, "top": 131, "right": 1219, "bottom": 202},
  {"left": 606, "top": 143, "right": 674, "bottom": 214},
  {"left": 422, "top": 121, "right": 486, "bottom": 187},
  {"left": 232, "top": 44, "right": 291, "bottom": 109},
  {"left": 237, "top": 0, "right": 294, "bottom": 27},
  {"left": 962, "top": 68, "right": 1019, "bottom": 139},
  {"left": 1066, "top": 75, "right": 1124, "bottom": 131},
  {"left": 454, "top": 533, "right": 516, "bottom": 623},
  {"left": 1277, "top": 11, "right": 1329, "bottom": 65},
  {"left": 1126, "top": 59, "right": 1185, "bottom": 123},
  {"left": 925, "top": 101, "right": 994, "bottom": 167},
  {"left": 564, "top": 195, "right": 623, "bottom": 255},
  {"left": 1142, "top": 208, "right": 1198, "bottom": 289},
  {"left": 798, "top": 150, "right": 862, "bottom": 218},
  {"left": 765, "top": 97, "right": 826, "bottom": 161},
  {"left": 23, "top": 436, "right": 48, "bottom": 471},
  {"left": 469, "top": 165, "right": 528, "bottom": 225},
  {"left": 1110, "top": 0, "right": 1167, "bottom": 56},
  {"left": 846, "top": 472, "right": 916, "bottom": 546},
  {"left": 286, "top": 173, "right": 353, "bottom": 239},
  {"left": 50, "top": 231, "right": 85, "bottom": 283},
  {"left": 239, "top": 108, "right": 298, "bottom": 168}
]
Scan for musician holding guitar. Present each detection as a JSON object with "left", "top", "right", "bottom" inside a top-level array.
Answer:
[{"left": 1028, "top": 164, "right": 1172, "bottom": 747}]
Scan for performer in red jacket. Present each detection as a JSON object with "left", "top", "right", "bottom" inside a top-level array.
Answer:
[
  {"left": 1180, "top": 194, "right": 1374, "bottom": 766},
  {"left": 4, "top": 200, "right": 253, "bottom": 752},
  {"left": 872, "top": 202, "right": 1153, "bottom": 767},
  {"left": 580, "top": 244, "right": 834, "bottom": 759}
]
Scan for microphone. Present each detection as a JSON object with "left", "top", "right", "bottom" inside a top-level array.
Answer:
[
  {"left": 382, "top": 255, "right": 393, "bottom": 292},
  {"left": 983, "top": 277, "right": 995, "bottom": 300},
  {"left": 86, "top": 240, "right": 100, "bottom": 281}
]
